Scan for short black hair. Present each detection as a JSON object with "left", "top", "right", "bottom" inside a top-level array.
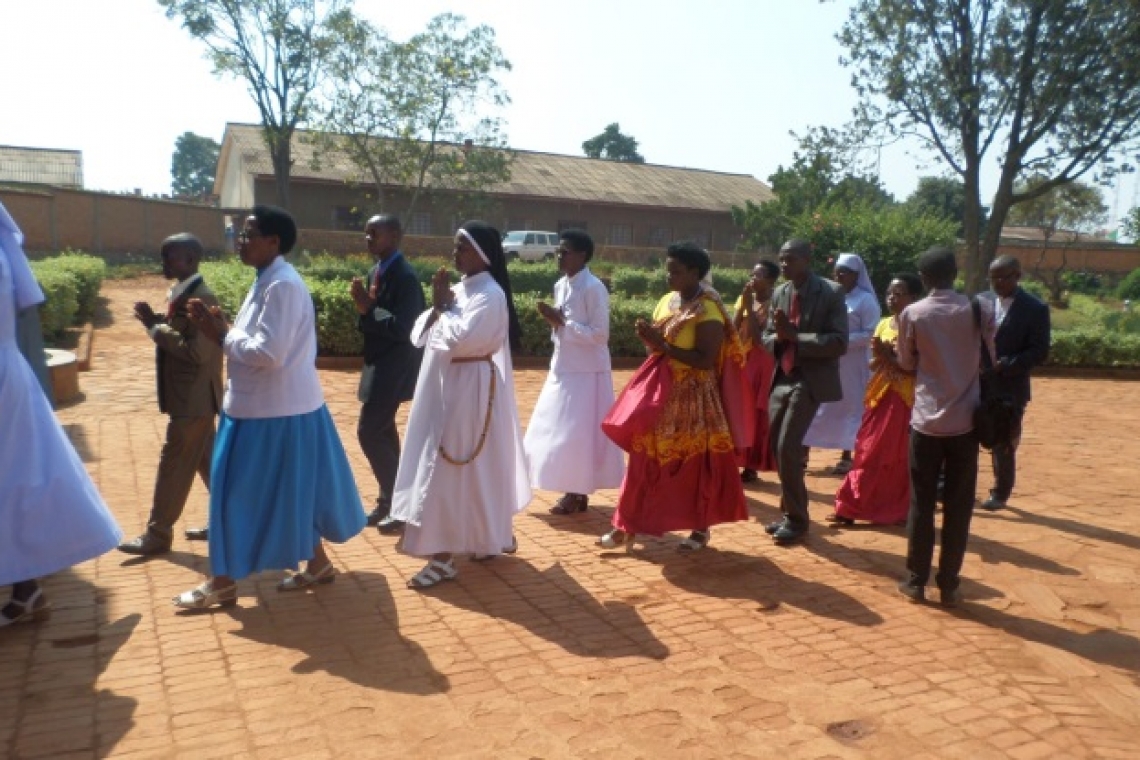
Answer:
[
  {"left": 917, "top": 246, "right": 957, "bottom": 286},
  {"left": 667, "top": 241, "right": 711, "bottom": 278},
  {"left": 251, "top": 204, "right": 298, "bottom": 254},
  {"left": 891, "top": 272, "right": 924, "bottom": 297},
  {"left": 161, "top": 232, "right": 203, "bottom": 261},
  {"left": 990, "top": 254, "right": 1020, "bottom": 273},
  {"left": 756, "top": 259, "right": 780, "bottom": 281},
  {"left": 559, "top": 229, "right": 594, "bottom": 261},
  {"left": 780, "top": 239, "right": 812, "bottom": 258},
  {"left": 367, "top": 214, "right": 402, "bottom": 234}
]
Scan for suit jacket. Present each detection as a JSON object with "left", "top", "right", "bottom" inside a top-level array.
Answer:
[
  {"left": 980, "top": 287, "right": 1050, "bottom": 407},
  {"left": 358, "top": 252, "right": 426, "bottom": 407},
  {"left": 762, "top": 273, "right": 849, "bottom": 403},
  {"left": 152, "top": 277, "right": 223, "bottom": 417}
]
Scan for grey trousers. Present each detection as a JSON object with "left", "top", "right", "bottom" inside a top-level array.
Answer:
[
  {"left": 146, "top": 415, "right": 215, "bottom": 541},
  {"left": 768, "top": 374, "right": 820, "bottom": 531}
]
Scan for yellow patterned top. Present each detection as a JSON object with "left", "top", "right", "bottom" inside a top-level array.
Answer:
[
  {"left": 864, "top": 317, "right": 915, "bottom": 409},
  {"left": 654, "top": 290, "right": 725, "bottom": 373}
]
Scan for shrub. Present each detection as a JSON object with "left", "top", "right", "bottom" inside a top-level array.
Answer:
[
  {"left": 53, "top": 253, "right": 107, "bottom": 323},
  {"left": 712, "top": 268, "right": 750, "bottom": 304},
  {"left": 298, "top": 253, "right": 372, "bottom": 283},
  {"left": 30, "top": 265, "right": 79, "bottom": 338},
  {"left": 1019, "top": 278, "right": 1049, "bottom": 302},
  {"left": 610, "top": 268, "right": 653, "bottom": 297},
  {"left": 1060, "top": 270, "right": 1104, "bottom": 296},
  {"left": 308, "top": 279, "right": 364, "bottom": 356},
  {"left": 513, "top": 292, "right": 656, "bottom": 358},
  {"left": 1117, "top": 267, "right": 1140, "bottom": 301},
  {"left": 506, "top": 260, "right": 561, "bottom": 295},
  {"left": 198, "top": 261, "right": 254, "bottom": 318},
  {"left": 1047, "top": 330, "right": 1140, "bottom": 368}
]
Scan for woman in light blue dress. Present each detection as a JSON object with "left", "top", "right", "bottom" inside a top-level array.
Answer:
[
  {"left": 0, "top": 202, "right": 121, "bottom": 627},
  {"left": 173, "top": 205, "right": 364, "bottom": 609}
]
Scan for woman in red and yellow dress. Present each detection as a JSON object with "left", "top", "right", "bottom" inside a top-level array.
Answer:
[
  {"left": 830, "top": 274, "right": 923, "bottom": 526},
  {"left": 733, "top": 259, "right": 780, "bottom": 483},
  {"left": 598, "top": 242, "right": 748, "bottom": 551}
]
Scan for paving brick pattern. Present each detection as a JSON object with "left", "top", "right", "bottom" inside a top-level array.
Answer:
[{"left": 2, "top": 277, "right": 1138, "bottom": 758}]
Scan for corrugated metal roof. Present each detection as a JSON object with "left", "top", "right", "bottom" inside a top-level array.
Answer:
[
  {"left": 222, "top": 123, "right": 773, "bottom": 213},
  {"left": 0, "top": 145, "right": 83, "bottom": 188}
]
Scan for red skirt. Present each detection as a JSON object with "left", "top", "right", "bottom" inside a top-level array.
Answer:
[
  {"left": 612, "top": 366, "right": 747, "bottom": 536},
  {"left": 736, "top": 346, "right": 776, "bottom": 472},
  {"left": 834, "top": 389, "right": 912, "bottom": 525}
]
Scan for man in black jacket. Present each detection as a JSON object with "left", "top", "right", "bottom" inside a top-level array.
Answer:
[
  {"left": 979, "top": 255, "right": 1050, "bottom": 511},
  {"left": 761, "top": 239, "right": 849, "bottom": 544},
  {"left": 351, "top": 215, "right": 426, "bottom": 531}
]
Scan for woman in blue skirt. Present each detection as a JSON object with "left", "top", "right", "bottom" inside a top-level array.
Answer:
[{"left": 173, "top": 205, "right": 365, "bottom": 609}]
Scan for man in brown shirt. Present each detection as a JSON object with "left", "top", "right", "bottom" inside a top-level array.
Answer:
[
  {"left": 895, "top": 247, "right": 992, "bottom": 606},
  {"left": 118, "top": 234, "right": 222, "bottom": 556}
]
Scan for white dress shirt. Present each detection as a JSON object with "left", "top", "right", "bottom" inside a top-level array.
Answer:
[
  {"left": 222, "top": 256, "right": 324, "bottom": 419},
  {"left": 550, "top": 267, "right": 612, "bottom": 374}
]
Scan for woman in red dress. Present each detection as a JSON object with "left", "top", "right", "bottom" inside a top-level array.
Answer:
[
  {"left": 599, "top": 242, "right": 749, "bottom": 552},
  {"left": 830, "top": 274, "right": 923, "bottom": 526},
  {"left": 733, "top": 260, "right": 780, "bottom": 483}
]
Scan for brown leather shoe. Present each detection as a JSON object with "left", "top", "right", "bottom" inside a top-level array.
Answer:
[{"left": 118, "top": 534, "right": 172, "bottom": 556}]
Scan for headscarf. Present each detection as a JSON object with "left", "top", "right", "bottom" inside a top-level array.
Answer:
[
  {"left": 0, "top": 201, "right": 45, "bottom": 310},
  {"left": 835, "top": 252, "right": 875, "bottom": 298},
  {"left": 459, "top": 220, "right": 522, "bottom": 353}
]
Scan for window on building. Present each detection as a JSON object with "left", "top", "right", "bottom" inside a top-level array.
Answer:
[
  {"left": 332, "top": 206, "right": 363, "bottom": 231},
  {"left": 558, "top": 219, "right": 588, "bottom": 232},
  {"left": 687, "top": 230, "right": 710, "bottom": 248},
  {"left": 608, "top": 224, "right": 633, "bottom": 246},
  {"left": 648, "top": 226, "right": 673, "bottom": 246},
  {"left": 505, "top": 218, "right": 533, "bottom": 232},
  {"left": 408, "top": 212, "right": 432, "bottom": 236}
]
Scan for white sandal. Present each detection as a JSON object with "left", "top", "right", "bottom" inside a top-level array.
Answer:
[
  {"left": 407, "top": 559, "right": 457, "bottom": 589},
  {"left": 596, "top": 529, "right": 633, "bottom": 550},
  {"left": 277, "top": 563, "right": 337, "bottom": 591},
  {"left": 0, "top": 588, "right": 50, "bottom": 628},
  {"left": 172, "top": 581, "right": 237, "bottom": 610},
  {"left": 473, "top": 535, "right": 519, "bottom": 561},
  {"left": 677, "top": 530, "right": 710, "bottom": 552}
]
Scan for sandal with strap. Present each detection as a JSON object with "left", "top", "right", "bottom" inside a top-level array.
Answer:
[
  {"left": 831, "top": 459, "right": 853, "bottom": 475},
  {"left": 277, "top": 563, "right": 337, "bottom": 591},
  {"left": 549, "top": 494, "right": 588, "bottom": 515},
  {"left": 407, "top": 559, "right": 457, "bottom": 589},
  {"left": 0, "top": 588, "right": 51, "bottom": 628},
  {"left": 596, "top": 528, "right": 633, "bottom": 550},
  {"left": 473, "top": 535, "right": 519, "bottom": 562},
  {"left": 172, "top": 581, "right": 237, "bottom": 610},
  {"left": 825, "top": 512, "right": 855, "bottom": 526},
  {"left": 677, "top": 530, "right": 710, "bottom": 552}
]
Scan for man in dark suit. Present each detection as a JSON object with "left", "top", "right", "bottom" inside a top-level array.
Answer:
[
  {"left": 351, "top": 215, "right": 426, "bottom": 532},
  {"left": 119, "top": 234, "right": 222, "bottom": 555},
  {"left": 762, "top": 239, "right": 849, "bottom": 545},
  {"left": 978, "top": 255, "right": 1050, "bottom": 511}
]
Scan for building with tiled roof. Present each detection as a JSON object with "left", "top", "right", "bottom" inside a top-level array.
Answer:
[
  {"left": 215, "top": 123, "right": 774, "bottom": 251},
  {"left": 0, "top": 145, "right": 83, "bottom": 189}
]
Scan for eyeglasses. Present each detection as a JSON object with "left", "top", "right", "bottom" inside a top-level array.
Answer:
[{"left": 237, "top": 230, "right": 264, "bottom": 242}]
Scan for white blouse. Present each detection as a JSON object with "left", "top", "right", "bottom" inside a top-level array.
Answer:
[
  {"left": 549, "top": 267, "right": 612, "bottom": 374},
  {"left": 222, "top": 256, "right": 324, "bottom": 419}
]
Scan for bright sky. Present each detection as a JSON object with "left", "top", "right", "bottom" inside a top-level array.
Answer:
[{"left": 4, "top": 0, "right": 1137, "bottom": 227}]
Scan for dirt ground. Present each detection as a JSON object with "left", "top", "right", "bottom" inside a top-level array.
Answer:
[{"left": 2, "top": 276, "right": 1138, "bottom": 759}]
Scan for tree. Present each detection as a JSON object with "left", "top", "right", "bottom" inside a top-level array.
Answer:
[
  {"left": 313, "top": 12, "right": 513, "bottom": 220},
  {"left": 171, "top": 132, "right": 221, "bottom": 197},
  {"left": 582, "top": 123, "right": 645, "bottom": 163},
  {"left": 1006, "top": 176, "right": 1107, "bottom": 303},
  {"left": 905, "top": 176, "right": 974, "bottom": 237},
  {"left": 159, "top": 0, "right": 350, "bottom": 207},
  {"left": 1122, "top": 207, "right": 1140, "bottom": 242},
  {"left": 837, "top": 1, "right": 1140, "bottom": 291}
]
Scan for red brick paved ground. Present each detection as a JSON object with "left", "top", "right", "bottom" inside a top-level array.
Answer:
[{"left": 2, "top": 277, "right": 1139, "bottom": 759}]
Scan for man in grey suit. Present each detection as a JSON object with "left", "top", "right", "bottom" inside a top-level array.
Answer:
[
  {"left": 762, "top": 239, "right": 848, "bottom": 545},
  {"left": 118, "top": 234, "right": 222, "bottom": 556}
]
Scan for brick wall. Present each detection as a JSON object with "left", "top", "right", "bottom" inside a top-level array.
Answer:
[
  {"left": 993, "top": 241, "right": 1140, "bottom": 276},
  {"left": 0, "top": 186, "right": 227, "bottom": 260}
]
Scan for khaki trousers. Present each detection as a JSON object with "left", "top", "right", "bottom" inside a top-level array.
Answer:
[{"left": 146, "top": 415, "right": 216, "bottom": 541}]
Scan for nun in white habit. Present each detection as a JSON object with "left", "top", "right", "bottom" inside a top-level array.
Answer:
[
  {"left": 391, "top": 221, "right": 531, "bottom": 588},
  {"left": 804, "top": 252, "right": 882, "bottom": 473}
]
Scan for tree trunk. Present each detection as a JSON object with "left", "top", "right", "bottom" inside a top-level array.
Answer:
[
  {"left": 265, "top": 128, "right": 293, "bottom": 209},
  {"left": 961, "top": 159, "right": 984, "bottom": 293}
]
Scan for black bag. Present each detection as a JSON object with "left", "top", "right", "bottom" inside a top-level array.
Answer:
[{"left": 971, "top": 297, "right": 1017, "bottom": 450}]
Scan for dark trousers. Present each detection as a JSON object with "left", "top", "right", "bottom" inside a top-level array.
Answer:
[
  {"left": 146, "top": 415, "right": 215, "bottom": 541},
  {"left": 906, "top": 429, "right": 979, "bottom": 591},
  {"left": 769, "top": 374, "right": 820, "bottom": 531},
  {"left": 358, "top": 399, "right": 401, "bottom": 512},
  {"left": 989, "top": 406, "right": 1025, "bottom": 502}
]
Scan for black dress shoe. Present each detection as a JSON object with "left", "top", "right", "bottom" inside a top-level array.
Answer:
[
  {"left": 897, "top": 580, "right": 925, "bottom": 603},
  {"left": 377, "top": 516, "right": 405, "bottom": 535},
  {"left": 939, "top": 587, "right": 962, "bottom": 607},
  {"left": 117, "top": 534, "right": 172, "bottom": 556},
  {"left": 184, "top": 526, "right": 209, "bottom": 541},
  {"left": 365, "top": 508, "right": 388, "bottom": 527},
  {"left": 771, "top": 525, "right": 807, "bottom": 545},
  {"left": 764, "top": 519, "right": 787, "bottom": 535}
]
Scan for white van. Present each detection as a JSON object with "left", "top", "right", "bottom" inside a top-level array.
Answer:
[{"left": 502, "top": 230, "right": 559, "bottom": 262}]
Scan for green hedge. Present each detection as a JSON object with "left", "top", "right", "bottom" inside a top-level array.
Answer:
[
  {"left": 28, "top": 252, "right": 106, "bottom": 336},
  {"left": 1047, "top": 330, "right": 1140, "bottom": 369}
]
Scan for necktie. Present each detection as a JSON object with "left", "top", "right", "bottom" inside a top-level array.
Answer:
[{"left": 780, "top": 290, "right": 800, "bottom": 375}]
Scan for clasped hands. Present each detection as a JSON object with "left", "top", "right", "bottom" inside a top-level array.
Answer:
[
  {"left": 133, "top": 301, "right": 162, "bottom": 330},
  {"left": 430, "top": 267, "right": 454, "bottom": 314},
  {"left": 635, "top": 319, "right": 668, "bottom": 353},
  {"left": 771, "top": 308, "right": 797, "bottom": 342},
  {"left": 535, "top": 301, "right": 565, "bottom": 328},
  {"left": 186, "top": 299, "right": 230, "bottom": 344}
]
